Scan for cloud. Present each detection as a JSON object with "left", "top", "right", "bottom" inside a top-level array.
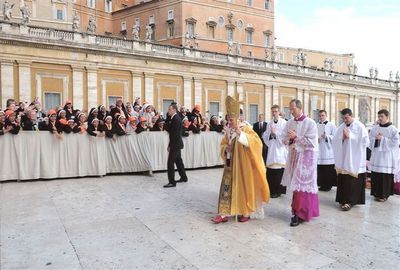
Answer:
[{"left": 276, "top": 6, "right": 400, "bottom": 78}]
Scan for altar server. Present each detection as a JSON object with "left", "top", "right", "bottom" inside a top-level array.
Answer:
[
  {"left": 262, "top": 105, "right": 288, "bottom": 198},
  {"left": 316, "top": 110, "right": 337, "bottom": 191},
  {"left": 333, "top": 108, "right": 369, "bottom": 211},
  {"left": 368, "top": 109, "right": 399, "bottom": 202}
]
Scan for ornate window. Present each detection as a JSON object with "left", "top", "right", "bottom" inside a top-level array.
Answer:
[
  {"left": 149, "top": 15, "right": 155, "bottom": 25},
  {"left": 105, "top": 0, "right": 112, "bottom": 13},
  {"left": 167, "top": 10, "right": 175, "bottom": 38},
  {"left": 245, "top": 26, "right": 254, "bottom": 44},
  {"left": 87, "top": 0, "right": 95, "bottom": 8},
  {"left": 209, "top": 102, "right": 220, "bottom": 117},
  {"left": 246, "top": 30, "right": 253, "bottom": 44},
  {"left": 263, "top": 30, "right": 272, "bottom": 47},
  {"left": 44, "top": 93, "right": 61, "bottom": 110},
  {"left": 52, "top": 2, "right": 67, "bottom": 21},
  {"left": 207, "top": 18, "right": 217, "bottom": 39},
  {"left": 249, "top": 104, "right": 258, "bottom": 124},
  {"left": 264, "top": 0, "right": 270, "bottom": 9},
  {"left": 168, "top": 10, "right": 174, "bottom": 20},
  {"left": 186, "top": 17, "right": 197, "bottom": 36},
  {"left": 56, "top": 9, "right": 64, "bottom": 20}
]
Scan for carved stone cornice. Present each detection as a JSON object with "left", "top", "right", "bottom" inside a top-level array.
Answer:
[
  {"left": 225, "top": 23, "right": 236, "bottom": 30},
  {"left": 185, "top": 17, "right": 197, "bottom": 24},
  {"left": 206, "top": 21, "right": 217, "bottom": 27},
  {"left": 245, "top": 26, "right": 254, "bottom": 32}
]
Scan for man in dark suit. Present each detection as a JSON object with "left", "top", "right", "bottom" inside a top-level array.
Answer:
[
  {"left": 164, "top": 103, "right": 188, "bottom": 188},
  {"left": 253, "top": 113, "right": 268, "bottom": 164}
]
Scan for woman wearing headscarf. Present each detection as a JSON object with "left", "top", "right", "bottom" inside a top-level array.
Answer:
[
  {"left": 63, "top": 118, "right": 76, "bottom": 134},
  {"left": 209, "top": 115, "right": 223, "bottom": 133},
  {"left": 136, "top": 116, "right": 150, "bottom": 134},
  {"left": 97, "top": 105, "right": 108, "bottom": 124},
  {"left": 141, "top": 104, "right": 155, "bottom": 129},
  {"left": 63, "top": 100, "right": 77, "bottom": 120},
  {"left": 115, "top": 114, "right": 127, "bottom": 136},
  {"left": 188, "top": 116, "right": 201, "bottom": 134},
  {"left": 3, "top": 110, "right": 21, "bottom": 135},
  {"left": 126, "top": 116, "right": 138, "bottom": 134},
  {"left": 181, "top": 117, "right": 191, "bottom": 137},
  {"left": 101, "top": 115, "right": 115, "bottom": 138},
  {"left": 110, "top": 98, "right": 128, "bottom": 120},
  {"left": 42, "top": 110, "right": 63, "bottom": 139},
  {"left": 56, "top": 109, "right": 69, "bottom": 132},
  {"left": 191, "top": 105, "right": 204, "bottom": 126},
  {"left": 132, "top": 105, "right": 141, "bottom": 119},
  {"left": 151, "top": 117, "right": 165, "bottom": 132},
  {"left": 87, "top": 108, "right": 99, "bottom": 124},
  {"left": 126, "top": 103, "right": 135, "bottom": 118},
  {"left": 73, "top": 112, "right": 87, "bottom": 134},
  {"left": 87, "top": 118, "right": 105, "bottom": 137}
]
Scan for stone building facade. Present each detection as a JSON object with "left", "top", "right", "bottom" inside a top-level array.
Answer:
[
  {"left": 1, "top": 0, "right": 354, "bottom": 72},
  {"left": 0, "top": 21, "right": 398, "bottom": 128}
]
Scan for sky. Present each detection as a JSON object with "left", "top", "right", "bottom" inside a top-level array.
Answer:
[{"left": 275, "top": 0, "right": 400, "bottom": 79}]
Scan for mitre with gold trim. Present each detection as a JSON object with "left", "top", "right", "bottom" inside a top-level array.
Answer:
[{"left": 225, "top": 94, "right": 243, "bottom": 118}]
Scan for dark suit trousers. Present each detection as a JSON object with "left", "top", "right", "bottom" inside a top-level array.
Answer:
[{"left": 167, "top": 148, "right": 187, "bottom": 183}]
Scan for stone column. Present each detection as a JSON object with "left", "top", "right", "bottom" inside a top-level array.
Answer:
[
  {"left": 303, "top": 88, "right": 310, "bottom": 116},
  {"left": 272, "top": 84, "right": 279, "bottom": 106},
  {"left": 1, "top": 61, "right": 14, "bottom": 109},
  {"left": 374, "top": 98, "right": 380, "bottom": 117},
  {"left": 371, "top": 97, "right": 377, "bottom": 121},
  {"left": 193, "top": 78, "right": 202, "bottom": 107},
  {"left": 144, "top": 73, "right": 154, "bottom": 105},
  {"left": 87, "top": 68, "right": 98, "bottom": 110},
  {"left": 236, "top": 82, "right": 244, "bottom": 114},
  {"left": 264, "top": 84, "right": 272, "bottom": 120},
  {"left": 236, "top": 82, "right": 244, "bottom": 101},
  {"left": 227, "top": 81, "right": 235, "bottom": 97},
  {"left": 390, "top": 99, "right": 395, "bottom": 123},
  {"left": 396, "top": 95, "right": 400, "bottom": 128},
  {"left": 330, "top": 92, "right": 337, "bottom": 125},
  {"left": 324, "top": 91, "right": 331, "bottom": 118},
  {"left": 72, "top": 65, "right": 84, "bottom": 110},
  {"left": 18, "top": 61, "right": 31, "bottom": 104},
  {"left": 353, "top": 95, "right": 359, "bottom": 120},
  {"left": 183, "top": 76, "right": 192, "bottom": 109},
  {"left": 296, "top": 88, "right": 303, "bottom": 108},
  {"left": 101, "top": 80, "right": 107, "bottom": 106},
  {"left": 131, "top": 72, "right": 142, "bottom": 103}
]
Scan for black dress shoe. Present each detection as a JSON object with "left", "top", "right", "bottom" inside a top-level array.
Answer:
[
  {"left": 271, "top": 194, "right": 280, "bottom": 198},
  {"left": 176, "top": 178, "right": 188, "bottom": 183},
  {"left": 290, "top": 215, "right": 300, "bottom": 227},
  {"left": 163, "top": 183, "right": 176, "bottom": 188}
]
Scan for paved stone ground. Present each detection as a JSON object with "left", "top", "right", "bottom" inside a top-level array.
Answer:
[{"left": 0, "top": 168, "right": 399, "bottom": 270}]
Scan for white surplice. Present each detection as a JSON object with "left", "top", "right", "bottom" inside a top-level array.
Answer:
[
  {"left": 262, "top": 118, "right": 288, "bottom": 168},
  {"left": 333, "top": 120, "right": 369, "bottom": 177},
  {"left": 368, "top": 123, "right": 399, "bottom": 174},
  {"left": 317, "top": 121, "right": 336, "bottom": 165},
  {"left": 281, "top": 116, "right": 319, "bottom": 193}
]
